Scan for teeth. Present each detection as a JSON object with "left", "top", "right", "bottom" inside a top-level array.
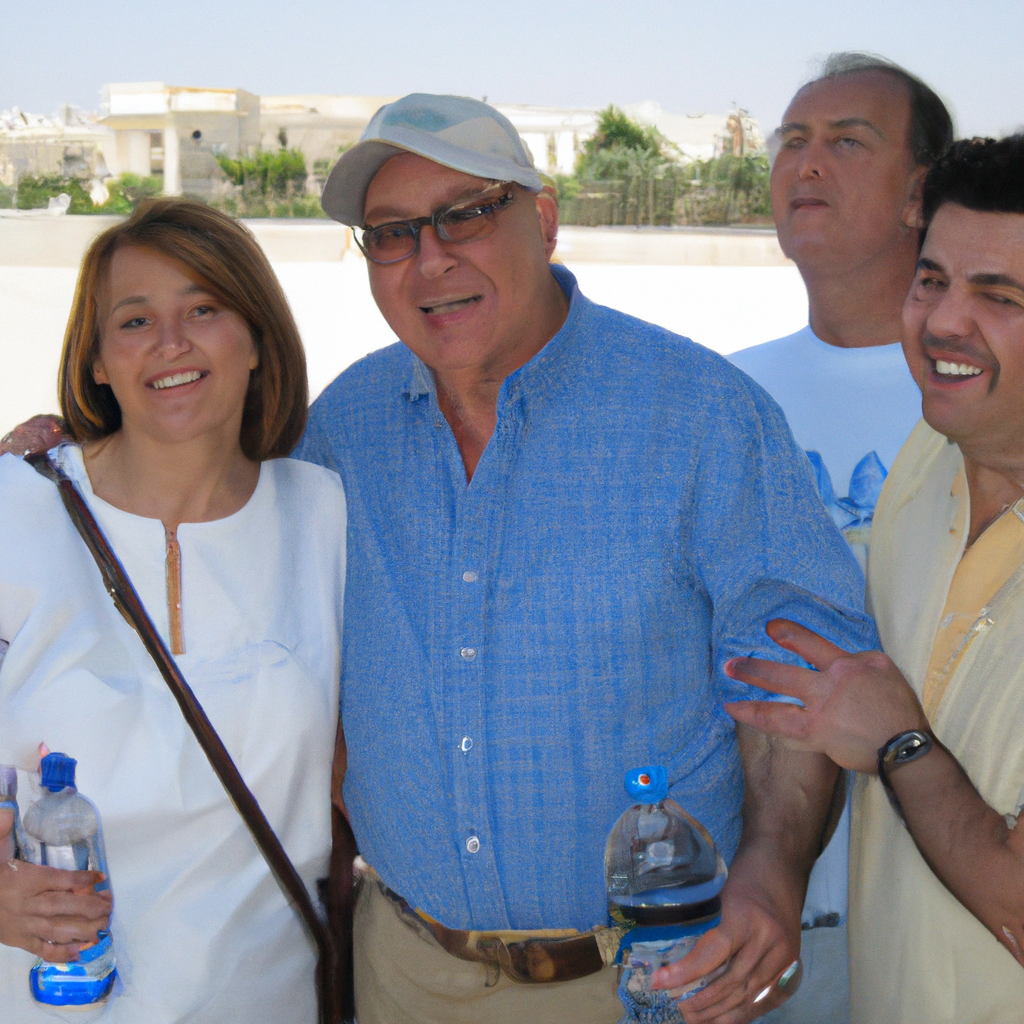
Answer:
[
  {"left": 935, "top": 360, "right": 983, "bottom": 377},
  {"left": 152, "top": 371, "right": 202, "bottom": 390},
  {"left": 424, "top": 298, "right": 476, "bottom": 315}
]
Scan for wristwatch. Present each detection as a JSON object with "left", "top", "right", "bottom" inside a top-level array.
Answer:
[{"left": 877, "top": 730, "right": 932, "bottom": 819}]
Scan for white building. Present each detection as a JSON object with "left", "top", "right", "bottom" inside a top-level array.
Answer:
[
  {"left": 98, "top": 83, "right": 260, "bottom": 195},
  {"left": 3, "top": 85, "right": 766, "bottom": 204},
  {"left": 0, "top": 106, "right": 112, "bottom": 190},
  {"left": 492, "top": 104, "right": 599, "bottom": 176},
  {"left": 623, "top": 102, "right": 764, "bottom": 162},
  {"left": 494, "top": 101, "right": 766, "bottom": 176},
  {"left": 259, "top": 95, "right": 397, "bottom": 166}
]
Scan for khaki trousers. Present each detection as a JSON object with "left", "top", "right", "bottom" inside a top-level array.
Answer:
[{"left": 353, "top": 879, "right": 623, "bottom": 1024}]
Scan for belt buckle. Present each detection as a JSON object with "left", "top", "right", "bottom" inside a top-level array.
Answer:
[
  {"left": 474, "top": 935, "right": 550, "bottom": 985},
  {"left": 473, "top": 936, "right": 505, "bottom": 987}
]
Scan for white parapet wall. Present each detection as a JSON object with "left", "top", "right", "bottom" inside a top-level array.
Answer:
[
  {"left": 0, "top": 217, "right": 789, "bottom": 269},
  {"left": 0, "top": 217, "right": 806, "bottom": 437}
]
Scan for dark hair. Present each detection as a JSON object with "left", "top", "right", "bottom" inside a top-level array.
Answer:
[
  {"left": 59, "top": 198, "right": 308, "bottom": 461},
  {"left": 807, "top": 52, "right": 954, "bottom": 167},
  {"left": 921, "top": 135, "right": 1024, "bottom": 224}
]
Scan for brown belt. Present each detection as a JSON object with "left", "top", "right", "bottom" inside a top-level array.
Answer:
[{"left": 373, "top": 874, "right": 624, "bottom": 986}]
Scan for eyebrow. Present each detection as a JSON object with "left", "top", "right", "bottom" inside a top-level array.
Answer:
[
  {"left": 918, "top": 259, "right": 1024, "bottom": 292},
  {"left": 775, "top": 117, "right": 884, "bottom": 140},
  {"left": 110, "top": 283, "right": 207, "bottom": 315},
  {"left": 969, "top": 272, "right": 1024, "bottom": 291}
]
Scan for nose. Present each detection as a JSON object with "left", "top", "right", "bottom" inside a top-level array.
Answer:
[
  {"left": 415, "top": 224, "right": 459, "bottom": 279},
  {"left": 792, "top": 138, "right": 827, "bottom": 181},
  {"left": 922, "top": 283, "right": 976, "bottom": 341},
  {"left": 154, "top": 318, "right": 193, "bottom": 357}
]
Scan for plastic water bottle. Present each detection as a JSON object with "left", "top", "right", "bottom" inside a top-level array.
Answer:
[
  {"left": 21, "top": 752, "right": 117, "bottom": 1007},
  {"left": 605, "top": 766, "right": 728, "bottom": 1023}
]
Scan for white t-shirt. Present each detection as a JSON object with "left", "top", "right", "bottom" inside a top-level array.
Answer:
[
  {"left": 730, "top": 325, "right": 922, "bottom": 927},
  {"left": 731, "top": 325, "right": 922, "bottom": 496},
  {"left": 0, "top": 447, "right": 346, "bottom": 1023}
]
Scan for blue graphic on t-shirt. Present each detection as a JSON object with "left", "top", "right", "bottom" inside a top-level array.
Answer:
[{"left": 806, "top": 450, "right": 887, "bottom": 531}]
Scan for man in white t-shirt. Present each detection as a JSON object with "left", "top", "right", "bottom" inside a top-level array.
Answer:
[{"left": 730, "top": 52, "right": 953, "bottom": 1023}]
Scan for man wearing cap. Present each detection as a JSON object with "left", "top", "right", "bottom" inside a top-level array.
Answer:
[{"left": 296, "top": 94, "right": 876, "bottom": 1024}]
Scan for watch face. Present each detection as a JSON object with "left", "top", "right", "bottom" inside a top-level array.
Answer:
[{"left": 889, "top": 731, "right": 931, "bottom": 764}]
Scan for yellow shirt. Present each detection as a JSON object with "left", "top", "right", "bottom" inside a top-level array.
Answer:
[
  {"left": 921, "top": 473, "right": 1024, "bottom": 719},
  {"left": 851, "top": 420, "right": 1024, "bottom": 1024}
]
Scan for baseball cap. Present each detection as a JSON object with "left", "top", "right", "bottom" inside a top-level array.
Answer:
[{"left": 321, "top": 93, "right": 543, "bottom": 226}]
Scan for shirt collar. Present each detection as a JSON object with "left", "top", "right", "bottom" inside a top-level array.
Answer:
[{"left": 401, "top": 263, "right": 585, "bottom": 404}]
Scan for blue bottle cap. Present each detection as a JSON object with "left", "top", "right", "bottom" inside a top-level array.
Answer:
[
  {"left": 624, "top": 765, "right": 668, "bottom": 803},
  {"left": 40, "top": 753, "right": 77, "bottom": 793}
]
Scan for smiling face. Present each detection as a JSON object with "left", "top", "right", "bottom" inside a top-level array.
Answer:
[
  {"left": 902, "top": 203, "right": 1024, "bottom": 461},
  {"left": 362, "top": 152, "right": 562, "bottom": 380},
  {"left": 92, "top": 245, "right": 258, "bottom": 451},
  {"left": 772, "top": 71, "right": 924, "bottom": 275}
]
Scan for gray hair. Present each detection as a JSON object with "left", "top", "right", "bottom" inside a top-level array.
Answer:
[{"left": 803, "top": 51, "right": 954, "bottom": 167}]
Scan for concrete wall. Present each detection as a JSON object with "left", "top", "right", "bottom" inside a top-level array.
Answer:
[
  {"left": 0, "top": 216, "right": 789, "bottom": 269},
  {"left": 555, "top": 227, "right": 789, "bottom": 267},
  {"left": 0, "top": 217, "right": 806, "bottom": 437}
]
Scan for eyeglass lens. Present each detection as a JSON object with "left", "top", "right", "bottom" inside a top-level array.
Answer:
[{"left": 359, "top": 187, "right": 513, "bottom": 264}]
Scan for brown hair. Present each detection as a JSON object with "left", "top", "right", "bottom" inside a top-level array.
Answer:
[{"left": 59, "top": 198, "right": 308, "bottom": 460}]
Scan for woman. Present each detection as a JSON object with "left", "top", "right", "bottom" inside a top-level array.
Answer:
[{"left": 0, "top": 199, "right": 346, "bottom": 1022}]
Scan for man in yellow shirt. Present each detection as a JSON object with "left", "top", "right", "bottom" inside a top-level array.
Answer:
[{"left": 723, "top": 134, "right": 1024, "bottom": 1023}]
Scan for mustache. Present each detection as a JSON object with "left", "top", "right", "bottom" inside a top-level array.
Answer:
[
  {"left": 921, "top": 332, "right": 996, "bottom": 368},
  {"left": 920, "top": 331, "right": 1000, "bottom": 393}
]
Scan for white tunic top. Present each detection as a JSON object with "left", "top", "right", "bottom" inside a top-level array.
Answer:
[{"left": 0, "top": 446, "right": 346, "bottom": 1023}]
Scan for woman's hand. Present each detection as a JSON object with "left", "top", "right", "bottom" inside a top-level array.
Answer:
[
  {"left": 0, "top": 747, "right": 111, "bottom": 962},
  {"left": 0, "top": 857, "right": 112, "bottom": 961}
]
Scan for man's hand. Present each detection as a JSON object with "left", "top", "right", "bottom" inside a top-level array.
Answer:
[
  {"left": 0, "top": 415, "right": 67, "bottom": 458},
  {"left": 0, "top": 857, "right": 111, "bottom": 962},
  {"left": 650, "top": 721, "right": 831, "bottom": 1022},
  {"left": 723, "top": 619, "right": 929, "bottom": 773},
  {"left": 651, "top": 847, "right": 803, "bottom": 1022}
]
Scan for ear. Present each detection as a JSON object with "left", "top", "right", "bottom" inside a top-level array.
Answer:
[
  {"left": 901, "top": 165, "right": 929, "bottom": 230},
  {"left": 534, "top": 190, "right": 560, "bottom": 263},
  {"left": 92, "top": 358, "right": 109, "bottom": 386},
  {"left": 249, "top": 349, "right": 259, "bottom": 371}
]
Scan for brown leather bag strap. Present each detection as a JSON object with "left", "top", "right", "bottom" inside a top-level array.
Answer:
[{"left": 28, "top": 452, "right": 341, "bottom": 1024}]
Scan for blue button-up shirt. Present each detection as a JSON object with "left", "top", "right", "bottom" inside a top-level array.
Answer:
[{"left": 296, "top": 265, "right": 876, "bottom": 933}]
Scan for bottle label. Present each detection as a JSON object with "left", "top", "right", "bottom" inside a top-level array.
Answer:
[
  {"left": 616, "top": 918, "right": 728, "bottom": 1022},
  {"left": 31, "top": 932, "right": 116, "bottom": 1006}
]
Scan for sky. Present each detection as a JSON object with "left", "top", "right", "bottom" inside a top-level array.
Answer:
[{"left": 4, "top": 0, "right": 1023, "bottom": 140}]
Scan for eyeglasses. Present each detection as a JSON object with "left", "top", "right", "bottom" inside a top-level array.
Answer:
[{"left": 355, "top": 183, "right": 515, "bottom": 265}]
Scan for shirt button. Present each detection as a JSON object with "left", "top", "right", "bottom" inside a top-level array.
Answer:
[
  {"left": 462, "top": 570, "right": 478, "bottom": 583},
  {"left": 460, "top": 647, "right": 476, "bottom": 660},
  {"left": 466, "top": 836, "right": 481, "bottom": 854},
  {"left": 460, "top": 736, "right": 474, "bottom": 753}
]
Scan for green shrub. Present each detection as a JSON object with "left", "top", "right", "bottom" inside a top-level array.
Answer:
[
  {"left": 13, "top": 173, "right": 166, "bottom": 215},
  {"left": 217, "top": 148, "right": 308, "bottom": 198},
  {"left": 16, "top": 175, "right": 94, "bottom": 213},
  {"left": 98, "top": 173, "right": 163, "bottom": 214}
]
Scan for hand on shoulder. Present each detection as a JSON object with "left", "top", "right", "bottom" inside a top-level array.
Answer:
[{"left": 0, "top": 416, "right": 67, "bottom": 458}]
